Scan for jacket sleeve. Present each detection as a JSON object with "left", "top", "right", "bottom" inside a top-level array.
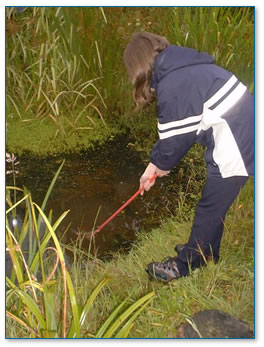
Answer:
[
  {"left": 150, "top": 76, "right": 203, "bottom": 171},
  {"left": 150, "top": 133, "right": 197, "bottom": 171}
]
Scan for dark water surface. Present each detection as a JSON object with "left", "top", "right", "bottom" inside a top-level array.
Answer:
[{"left": 8, "top": 137, "right": 181, "bottom": 258}]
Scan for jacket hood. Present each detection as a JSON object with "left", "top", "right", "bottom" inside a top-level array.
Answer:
[{"left": 151, "top": 45, "right": 215, "bottom": 88}]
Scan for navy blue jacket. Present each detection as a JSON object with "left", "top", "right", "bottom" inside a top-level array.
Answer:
[{"left": 150, "top": 45, "right": 254, "bottom": 178}]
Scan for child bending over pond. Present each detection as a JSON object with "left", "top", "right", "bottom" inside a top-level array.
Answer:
[{"left": 124, "top": 32, "right": 254, "bottom": 283}]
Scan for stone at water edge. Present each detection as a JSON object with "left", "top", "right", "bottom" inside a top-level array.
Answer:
[{"left": 177, "top": 309, "right": 253, "bottom": 338}]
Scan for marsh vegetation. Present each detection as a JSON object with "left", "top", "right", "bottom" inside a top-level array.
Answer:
[{"left": 6, "top": 6, "right": 254, "bottom": 338}]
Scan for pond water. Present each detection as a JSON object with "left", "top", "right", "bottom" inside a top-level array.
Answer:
[{"left": 7, "top": 137, "right": 182, "bottom": 259}]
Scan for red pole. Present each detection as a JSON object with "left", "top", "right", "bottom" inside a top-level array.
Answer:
[{"left": 91, "top": 173, "right": 158, "bottom": 236}]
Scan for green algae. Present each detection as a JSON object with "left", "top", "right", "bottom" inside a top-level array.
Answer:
[{"left": 6, "top": 114, "right": 123, "bottom": 156}]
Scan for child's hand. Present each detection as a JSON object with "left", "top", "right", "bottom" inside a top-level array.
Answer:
[
  {"left": 139, "top": 163, "right": 157, "bottom": 195},
  {"left": 139, "top": 163, "right": 170, "bottom": 196},
  {"left": 156, "top": 168, "right": 170, "bottom": 177}
]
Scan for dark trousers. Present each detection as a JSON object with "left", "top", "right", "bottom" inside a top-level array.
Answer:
[{"left": 176, "top": 175, "right": 249, "bottom": 276}]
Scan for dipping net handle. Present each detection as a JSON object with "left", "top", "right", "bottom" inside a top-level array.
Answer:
[{"left": 94, "top": 173, "right": 158, "bottom": 234}]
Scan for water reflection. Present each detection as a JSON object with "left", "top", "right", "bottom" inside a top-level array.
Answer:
[{"left": 7, "top": 139, "right": 179, "bottom": 257}]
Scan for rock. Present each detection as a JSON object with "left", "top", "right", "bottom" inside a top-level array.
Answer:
[{"left": 177, "top": 310, "right": 253, "bottom": 338}]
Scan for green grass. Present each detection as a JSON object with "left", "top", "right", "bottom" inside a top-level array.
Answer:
[
  {"left": 68, "top": 177, "right": 254, "bottom": 338},
  {"left": 6, "top": 166, "right": 254, "bottom": 338}
]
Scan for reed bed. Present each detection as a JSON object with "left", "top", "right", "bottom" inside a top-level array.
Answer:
[{"left": 6, "top": 7, "right": 254, "bottom": 155}]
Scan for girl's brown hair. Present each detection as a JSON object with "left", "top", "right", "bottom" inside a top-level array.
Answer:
[{"left": 124, "top": 31, "right": 170, "bottom": 109}]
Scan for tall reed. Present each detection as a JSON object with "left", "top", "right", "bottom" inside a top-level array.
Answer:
[
  {"left": 6, "top": 161, "right": 155, "bottom": 338},
  {"left": 167, "top": 7, "right": 254, "bottom": 90},
  {"left": 6, "top": 7, "right": 254, "bottom": 154},
  {"left": 6, "top": 7, "right": 107, "bottom": 136}
]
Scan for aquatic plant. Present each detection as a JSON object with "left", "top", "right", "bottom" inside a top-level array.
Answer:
[
  {"left": 6, "top": 7, "right": 107, "bottom": 138},
  {"left": 6, "top": 152, "right": 20, "bottom": 223},
  {"left": 6, "top": 161, "right": 154, "bottom": 338},
  {"left": 167, "top": 7, "right": 254, "bottom": 91},
  {"left": 6, "top": 7, "right": 254, "bottom": 155}
]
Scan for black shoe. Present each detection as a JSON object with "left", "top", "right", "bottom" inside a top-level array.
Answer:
[
  {"left": 146, "top": 257, "right": 181, "bottom": 283},
  {"left": 174, "top": 244, "right": 186, "bottom": 254}
]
